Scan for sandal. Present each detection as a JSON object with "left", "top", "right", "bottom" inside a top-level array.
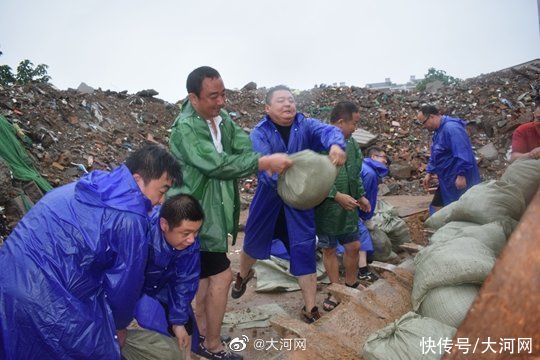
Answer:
[
  {"left": 231, "top": 269, "right": 255, "bottom": 299},
  {"left": 301, "top": 305, "right": 321, "bottom": 323},
  {"left": 322, "top": 295, "right": 340, "bottom": 312},
  {"left": 346, "top": 281, "right": 361, "bottom": 289}
]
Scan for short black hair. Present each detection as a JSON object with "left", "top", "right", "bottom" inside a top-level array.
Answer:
[
  {"left": 265, "top": 85, "right": 292, "bottom": 105},
  {"left": 330, "top": 101, "right": 359, "bottom": 123},
  {"left": 534, "top": 96, "right": 540, "bottom": 108},
  {"left": 125, "top": 144, "right": 182, "bottom": 186},
  {"left": 160, "top": 194, "right": 204, "bottom": 229},
  {"left": 419, "top": 104, "right": 440, "bottom": 117},
  {"left": 186, "top": 66, "right": 221, "bottom": 97},
  {"left": 367, "top": 146, "right": 385, "bottom": 157}
]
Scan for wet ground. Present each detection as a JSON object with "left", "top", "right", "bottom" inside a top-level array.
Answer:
[{"left": 195, "top": 195, "right": 430, "bottom": 359}]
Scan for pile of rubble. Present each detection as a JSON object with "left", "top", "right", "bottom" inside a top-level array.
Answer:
[{"left": 0, "top": 59, "right": 539, "bottom": 239}]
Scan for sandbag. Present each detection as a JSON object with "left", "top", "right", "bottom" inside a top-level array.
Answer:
[
  {"left": 370, "top": 225, "right": 394, "bottom": 262},
  {"left": 429, "top": 219, "right": 516, "bottom": 256},
  {"left": 372, "top": 200, "right": 411, "bottom": 251},
  {"left": 412, "top": 236, "right": 495, "bottom": 310},
  {"left": 500, "top": 158, "right": 540, "bottom": 205},
  {"left": 277, "top": 150, "right": 338, "bottom": 210},
  {"left": 429, "top": 221, "right": 478, "bottom": 244},
  {"left": 425, "top": 180, "right": 526, "bottom": 230},
  {"left": 363, "top": 312, "right": 456, "bottom": 360},
  {"left": 418, "top": 284, "right": 480, "bottom": 328}
]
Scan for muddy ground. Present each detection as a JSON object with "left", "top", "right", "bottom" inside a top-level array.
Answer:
[{"left": 204, "top": 197, "right": 429, "bottom": 359}]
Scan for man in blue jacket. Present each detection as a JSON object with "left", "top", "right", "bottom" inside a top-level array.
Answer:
[
  {"left": 0, "top": 144, "right": 182, "bottom": 360},
  {"left": 123, "top": 194, "right": 203, "bottom": 359},
  {"left": 417, "top": 105, "right": 480, "bottom": 211},
  {"left": 232, "top": 85, "right": 346, "bottom": 323},
  {"left": 358, "top": 147, "right": 389, "bottom": 283}
]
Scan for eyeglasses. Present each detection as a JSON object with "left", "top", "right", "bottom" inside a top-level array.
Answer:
[{"left": 415, "top": 113, "right": 430, "bottom": 126}]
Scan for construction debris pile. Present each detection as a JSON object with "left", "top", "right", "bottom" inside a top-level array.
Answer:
[{"left": 0, "top": 60, "right": 539, "bottom": 239}]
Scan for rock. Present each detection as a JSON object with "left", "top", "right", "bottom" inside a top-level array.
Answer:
[
  {"left": 389, "top": 162, "right": 413, "bottom": 180},
  {"left": 241, "top": 82, "right": 257, "bottom": 91},
  {"left": 425, "top": 80, "right": 444, "bottom": 93},
  {"left": 136, "top": 89, "right": 159, "bottom": 98},
  {"left": 478, "top": 142, "right": 499, "bottom": 161},
  {"left": 76, "top": 82, "right": 95, "bottom": 94}
]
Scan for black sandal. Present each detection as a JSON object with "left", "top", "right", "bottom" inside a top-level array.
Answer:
[
  {"left": 346, "top": 281, "right": 361, "bottom": 289},
  {"left": 322, "top": 295, "right": 340, "bottom": 312},
  {"left": 301, "top": 306, "right": 321, "bottom": 323},
  {"left": 231, "top": 269, "right": 254, "bottom": 299}
]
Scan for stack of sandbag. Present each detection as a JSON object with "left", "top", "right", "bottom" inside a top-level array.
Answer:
[
  {"left": 500, "top": 158, "right": 540, "bottom": 205},
  {"left": 363, "top": 312, "right": 456, "bottom": 360},
  {"left": 413, "top": 160, "right": 540, "bottom": 329},
  {"left": 424, "top": 180, "right": 526, "bottom": 230},
  {"left": 413, "top": 236, "right": 496, "bottom": 327}
]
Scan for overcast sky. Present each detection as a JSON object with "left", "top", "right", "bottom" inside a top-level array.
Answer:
[{"left": 1, "top": 0, "right": 539, "bottom": 103}]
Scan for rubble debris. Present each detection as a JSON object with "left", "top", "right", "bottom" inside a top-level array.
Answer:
[
  {"left": 76, "top": 82, "right": 95, "bottom": 94},
  {"left": 0, "top": 59, "right": 538, "bottom": 233},
  {"left": 136, "top": 89, "right": 159, "bottom": 98}
]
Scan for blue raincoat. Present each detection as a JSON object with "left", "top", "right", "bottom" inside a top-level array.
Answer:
[
  {"left": 244, "top": 113, "right": 345, "bottom": 276},
  {"left": 359, "top": 158, "right": 389, "bottom": 221},
  {"left": 358, "top": 158, "right": 389, "bottom": 253},
  {"left": 426, "top": 116, "right": 480, "bottom": 206},
  {"left": 0, "top": 165, "right": 151, "bottom": 360},
  {"left": 134, "top": 208, "right": 200, "bottom": 338}
]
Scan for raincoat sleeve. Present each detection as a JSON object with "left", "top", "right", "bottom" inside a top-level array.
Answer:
[
  {"left": 103, "top": 213, "right": 149, "bottom": 329},
  {"left": 166, "top": 241, "right": 200, "bottom": 326},
  {"left": 305, "top": 118, "right": 346, "bottom": 152},
  {"left": 359, "top": 168, "right": 378, "bottom": 220},
  {"left": 170, "top": 120, "right": 260, "bottom": 180},
  {"left": 355, "top": 144, "right": 366, "bottom": 197},
  {"left": 250, "top": 127, "right": 279, "bottom": 189},
  {"left": 446, "top": 128, "right": 475, "bottom": 176}
]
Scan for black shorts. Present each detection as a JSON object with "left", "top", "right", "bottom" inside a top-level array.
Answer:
[
  {"left": 200, "top": 251, "right": 231, "bottom": 279},
  {"left": 431, "top": 187, "right": 444, "bottom": 207}
]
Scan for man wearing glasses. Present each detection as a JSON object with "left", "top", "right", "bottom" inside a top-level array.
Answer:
[{"left": 417, "top": 104, "right": 480, "bottom": 213}]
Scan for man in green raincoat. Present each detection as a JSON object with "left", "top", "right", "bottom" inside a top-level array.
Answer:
[{"left": 168, "top": 66, "right": 291, "bottom": 360}]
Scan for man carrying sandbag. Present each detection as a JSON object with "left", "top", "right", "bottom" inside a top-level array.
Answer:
[
  {"left": 417, "top": 104, "right": 480, "bottom": 212},
  {"left": 232, "top": 85, "right": 346, "bottom": 323}
]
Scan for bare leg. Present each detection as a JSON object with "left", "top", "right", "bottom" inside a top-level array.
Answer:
[
  {"left": 194, "top": 278, "right": 209, "bottom": 337},
  {"left": 297, "top": 273, "right": 317, "bottom": 311},
  {"left": 239, "top": 251, "right": 257, "bottom": 279},
  {"left": 202, "top": 268, "right": 233, "bottom": 352},
  {"left": 358, "top": 250, "right": 368, "bottom": 268},
  {"left": 343, "top": 241, "right": 360, "bottom": 286},
  {"left": 322, "top": 247, "right": 339, "bottom": 284}
]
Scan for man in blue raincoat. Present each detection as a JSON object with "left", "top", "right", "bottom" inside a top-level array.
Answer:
[
  {"left": 232, "top": 85, "right": 347, "bottom": 323},
  {"left": 357, "top": 146, "right": 389, "bottom": 283},
  {"left": 123, "top": 194, "right": 203, "bottom": 359},
  {"left": 0, "top": 145, "right": 182, "bottom": 360},
  {"left": 417, "top": 104, "right": 480, "bottom": 211}
]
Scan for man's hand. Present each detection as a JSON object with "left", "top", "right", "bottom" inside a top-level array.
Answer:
[
  {"left": 116, "top": 329, "right": 127, "bottom": 348},
  {"left": 529, "top": 147, "right": 540, "bottom": 159},
  {"left": 335, "top": 192, "right": 358, "bottom": 211},
  {"left": 455, "top": 175, "right": 467, "bottom": 190},
  {"left": 259, "top": 153, "right": 293, "bottom": 176},
  {"left": 422, "top": 173, "right": 432, "bottom": 190},
  {"left": 172, "top": 324, "right": 191, "bottom": 357},
  {"left": 357, "top": 196, "right": 371, "bottom": 213},
  {"left": 328, "top": 145, "right": 346, "bottom": 166}
]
